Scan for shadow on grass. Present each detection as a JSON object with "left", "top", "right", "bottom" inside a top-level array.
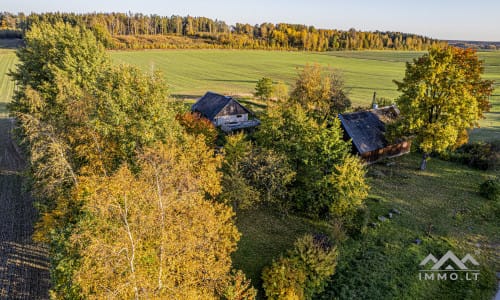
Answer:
[
  {"left": 0, "top": 38, "right": 23, "bottom": 49},
  {"left": 171, "top": 94, "right": 202, "bottom": 100},
  {"left": 205, "top": 79, "right": 256, "bottom": 84},
  {"left": 0, "top": 103, "right": 8, "bottom": 117},
  {"left": 470, "top": 126, "right": 500, "bottom": 142}
]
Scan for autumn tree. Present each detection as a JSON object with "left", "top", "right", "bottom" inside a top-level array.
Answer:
[
  {"left": 392, "top": 46, "right": 493, "bottom": 169},
  {"left": 11, "top": 22, "right": 235, "bottom": 298},
  {"left": 176, "top": 111, "right": 218, "bottom": 146},
  {"left": 262, "top": 234, "right": 338, "bottom": 300},
  {"left": 254, "top": 77, "right": 274, "bottom": 100},
  {"left": 291, "top": 64, "right": 351, "bottom": 122},
  {"left": 71, "top": 138, "right": 242, "bottom": 299}
]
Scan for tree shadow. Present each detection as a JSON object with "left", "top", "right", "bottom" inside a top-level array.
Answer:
[
  {"left": 0, "top": 38, "right": 23, "bottom": 49},
  {"left": 0, "top": 118, "right": 50, "bottom": 299}
]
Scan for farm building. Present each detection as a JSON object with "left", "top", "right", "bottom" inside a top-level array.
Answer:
[
  {"left": 191, "top": 92, "right": 260, "bottom": 132},
  {"left": 339, "top": 105, "right": 411, "bottom": 163}
]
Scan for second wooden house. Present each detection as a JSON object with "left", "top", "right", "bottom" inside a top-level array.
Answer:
[{"left": 191, "top": 92, "right": 260, "bottom": 133}]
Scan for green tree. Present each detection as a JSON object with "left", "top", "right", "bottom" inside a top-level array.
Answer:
[
  {"left": 9, "top": 21, "right": 109, "bottom": 119},
  {"left": 243, "top": 148, "right": 296, "bottom": 215},
  {"left": 220, "top": 133, "right": 260, "bottom": 211},
  {"left": 393, "top": 46, "right": 493, "bottom": 169},
  {"left": 254, "top": 77, "right": 274, "bottom": 100},
  {"left": 256, "top": 101, "right": 367, "bottom": 218},
  {"left": 327, "top": 71, "right": 351, "bottom": 114},
  {"left": 90, "top": 64, "right": 180, "bottom": 171}
]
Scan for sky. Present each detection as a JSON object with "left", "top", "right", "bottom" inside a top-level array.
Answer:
[{"left": 3, "top": 0, "right": 500, "bottom": 41}]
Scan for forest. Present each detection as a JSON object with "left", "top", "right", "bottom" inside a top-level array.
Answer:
[{"left": 0, "top": 11, "right": 445, "bottom": 50}]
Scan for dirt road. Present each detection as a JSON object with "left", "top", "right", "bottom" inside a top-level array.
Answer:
[{"left": 0, "top": 118, "right": 49, "bottom": 299}]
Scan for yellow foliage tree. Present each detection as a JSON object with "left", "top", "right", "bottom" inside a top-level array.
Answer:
[
  {"left": 71, "top": 136, "right": 241, "bottom": 299},
  {"left": 393, "top": 46, "right": 493, "bottom": 169}
]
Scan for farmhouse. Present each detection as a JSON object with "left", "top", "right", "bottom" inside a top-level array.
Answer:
[
  {"left": 339, "top": 105, "right": 411, "bottom": 163},
  {"left": 191, "top": 92, "right": 260, "bottom": 132}
]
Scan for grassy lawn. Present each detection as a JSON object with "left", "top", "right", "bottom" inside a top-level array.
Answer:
[
  {"left": 232, "top": 209, "right": 328, "bottom": 297},
  {"left": 233, "top": 153, "right": 499, "bottom": 299}
]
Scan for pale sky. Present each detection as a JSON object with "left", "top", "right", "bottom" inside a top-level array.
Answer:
[{"left": 3, "top": 0, "right": 500, "bottom": 41}]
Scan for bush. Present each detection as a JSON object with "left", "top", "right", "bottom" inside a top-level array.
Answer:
[
  {"left": 440, "top": 141, "right": 499, "bottom": 170},
  {"left": 261, "top": 256, "right": 306, "bottom": 300},
  {"left": 222, "top": 270, "right": 257, "bottom": 300},
  {"left": 479, "top": 177, "right": 500, "bottom": 201},
  {"left": 262, "top": 234, "right": 338, "bottom": 300},
  {"left": 343, "top": 206, "right": 370, "bottom": 237}
]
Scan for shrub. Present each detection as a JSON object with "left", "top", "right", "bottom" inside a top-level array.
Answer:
[
  {"left": 440, "top": 141, "right": 499, "bottom": 170},
  {"left": 222, "top": 270, "right": 257, "bottom": 300},
  {"left": 261, "top": 256, "right": 306, "bottom": 300},
  {"left": 262, "top": 234, "right": 338, "bottom": 300},
  {"left": 479, "top": 177, "right": 500, "bottom": 201},
  {"left": 342, "top": 206, "right": 370, "bottom": 237}
]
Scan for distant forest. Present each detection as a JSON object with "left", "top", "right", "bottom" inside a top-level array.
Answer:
[{"left": 0, "top": 11, "right": 448, "bottom": 51}]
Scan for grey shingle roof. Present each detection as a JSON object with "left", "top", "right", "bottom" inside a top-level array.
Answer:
[
  {"left": 339, "top": 106, "right": 399, "bottom": 154},
  {"left": 191, "top": 92, "right": 250, "bottom": 121}
]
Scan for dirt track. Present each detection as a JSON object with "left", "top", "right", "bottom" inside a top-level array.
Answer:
[{"left": 0, "top": 118, "right": 49, "bottom": 299}]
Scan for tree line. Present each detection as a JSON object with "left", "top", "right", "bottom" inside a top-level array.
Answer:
[{"left": 0, "top": 11, "right": 444, "bottom": 50}]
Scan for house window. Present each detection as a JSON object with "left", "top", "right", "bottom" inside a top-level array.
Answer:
[{"left": 237, "top": 114, "right": 242, "bottom": 118}]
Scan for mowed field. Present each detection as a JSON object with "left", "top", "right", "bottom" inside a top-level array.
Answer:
[
  {"left": 0, "top": 50, "right": 16, "bottom": 117},
  {"left": 0, "top": 49, "right": 499, "bottom": 138},
  {"left": 111, "top": 49, "right": 420, "bottom": 104}
]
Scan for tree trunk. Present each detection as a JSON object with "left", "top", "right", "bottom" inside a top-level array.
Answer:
[{"left": 420, "top": 153, "right": 429, "bottom": 170}]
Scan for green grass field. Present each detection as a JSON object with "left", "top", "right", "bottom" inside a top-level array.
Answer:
[
  {"left": 111, "top": 49, "right": 419, "bottom": 104},
  {"left": 0, "top": 50, "right": 16, "bottom": 117}
]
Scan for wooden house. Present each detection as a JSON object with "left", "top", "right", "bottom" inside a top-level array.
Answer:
[
  {"left": 191, "top": 92, "right": 260, "bottom": 133},
  {"left": 339, "top": 105, "right": 411, "bottom": 163}
]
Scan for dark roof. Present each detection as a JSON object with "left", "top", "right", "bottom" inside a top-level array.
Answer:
[
  {"left": 339, "top": 106, "right": 399, "bottom": 154},
  {"left": 191, "top": 92, "right": 251, "bottom": 121}
]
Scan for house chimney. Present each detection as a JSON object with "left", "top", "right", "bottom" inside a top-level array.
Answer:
[{"left": 372, "top": 92, "right": 378, "bottom": 109}]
